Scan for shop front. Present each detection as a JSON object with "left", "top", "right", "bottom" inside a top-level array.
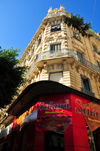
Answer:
[{"left": 0, "top": 81, "right": 100, "bottom": 151}]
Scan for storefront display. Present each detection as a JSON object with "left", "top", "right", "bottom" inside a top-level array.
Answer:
[{"left": 0, "top": 82, "right": 100, "bottom": 151}]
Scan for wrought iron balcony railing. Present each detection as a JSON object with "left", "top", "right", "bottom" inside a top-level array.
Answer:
[{"left": 26, "top": 49, "right": 100, "bottom": 77}]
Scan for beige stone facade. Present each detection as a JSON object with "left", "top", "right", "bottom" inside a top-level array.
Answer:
[{"left": 20, "top": 5, "right": 100, "bottom": 99}]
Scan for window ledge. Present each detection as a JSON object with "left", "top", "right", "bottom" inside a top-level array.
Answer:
[{"left": 81, "top": 88, "right": 95, "bottom": 97}]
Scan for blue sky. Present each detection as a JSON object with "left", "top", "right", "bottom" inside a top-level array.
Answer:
[{"left": 0, "top": 0, "right": 100, "bottom": 58}]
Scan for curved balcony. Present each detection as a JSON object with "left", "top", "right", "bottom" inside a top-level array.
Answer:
[{"left": 26, "top": 49, "right": 100, "bottom": 77}]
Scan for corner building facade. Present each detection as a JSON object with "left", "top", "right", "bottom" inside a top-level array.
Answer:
[
  {"left": 20, "top": 5, "right": 100, "bottom": 99},
  {"left": 0, "top": 5, "right": 100, "bottom": 151}
]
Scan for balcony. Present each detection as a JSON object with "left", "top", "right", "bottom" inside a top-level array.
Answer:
[
  {"left": 44, "top": 12, "right": 70, "bottom": 19},
  {"left": 26, "top": 49, "right": 100, "bottom": 77},
  {"left": 81, "top": 88, "right": 95, "bottom": 97}
]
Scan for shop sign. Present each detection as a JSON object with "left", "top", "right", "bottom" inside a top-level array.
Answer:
[
  {"left": 75, "top": 99, "right": 100, "bottom": 132},
  {"left": 37, "top": 101, "right": 72, "bottom": 134},
  {"left": 12, "top": 99, "right": 71, "bottom": 132}
]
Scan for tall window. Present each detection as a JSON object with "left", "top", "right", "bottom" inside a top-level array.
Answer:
[
  {"left": 81, "top": 78, "right": 90, "bottom": 91},
  {"left": 81, "top": 75, "right": 94, "bottom": 96},
  {"left": 92, "top": 44, "right": 97, "bottom": 53},
  {"left": 37, "top": 38, "right": 41, "bottom": 47},
  {"left": 31, "top": 48, "right": 34, "bottom": 56},
  {"left": 97, "top": 60, "right": 100, "bottom": 68},
  {"left": 73, "top": 32, "right": 81, "bottom": 41},
  {"left": 50, "top": 43, "right": 61, "bottom": 53},
  {"left": 87, "top": 126, "right": 96, "bottom": 151},
  {"left": 92, "top": 44, "right": 100, "bottom": 55},
  {"left": 34, "top": 54, "right": 38, "bottom": 62},
  {"left": 51, "top": 24, "right": 61, "bottom": 32},
  {"left": 24, "top": 59, "right": 26, "bottom": 65},
  {"left": 77, "top": 51, "right": 84, "bottom": 62}
]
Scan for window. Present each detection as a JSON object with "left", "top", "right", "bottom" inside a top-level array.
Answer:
[
  {"left": 81, "top": 77, "right": 90, "bottom": 91},
  {"left": 49, "top": 72, "right": 63, "bottom": 83},
  {"left": 51, "top": 24, "right": 61, "bottom": 32},
  {"left": 24, "top": 59, "right": 26, "bottom": 65},
  {"left": 34, "top": 54, "right": 38, "bottom": 62},
  {"left": 97, "top": 60, "right": 100, "bottom": 68},
  {"left": 92, "top": 44, "right": 100, "bottom": 55},
  {"left": 50, "top": 43, "right": 61, "bottom": 53},
  {"left": 45, "top": 131, "right": 64, "bottom": 151},
  {"left": 2, "top": 142, "right": 8, "bottom": 151},
  {"left": 77, "top": 51, "right": 84, "bottom": 62},
  {"left": 73, "top": 32, "right": 81, "bottom": 41},
  {"left": 37, "top": 38, "right": 41, "bottom": 47},
  {"left": 87, "top": 126, "right": 96, "bottom": 151},
  {"left": 92, "top": 44, "right": 97, "bottom": 53},
  {"left": 31, "top": 48, "right": 34, "bottom": 56},
  {"left": 81, "top": 75, "right": 94, "bottom": 96}
]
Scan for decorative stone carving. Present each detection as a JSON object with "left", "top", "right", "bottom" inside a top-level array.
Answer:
[
  {"left": 37, "top": 67, "right": 41, "bottom": 74},
  {"left": 44, "top": 62, "right": 47, "bottom": 69},
  {"left": 48, "top": 7, "right": 52, "bottom": 14},
  {"left": 54, "top": 8, "right": 58, "bottom": 14},
  {"left": 59, "top": 4, "right": 65, "bottom": 11},
  {"left": 76, "top": 66, "right": 81, "bottom": 73},
  {"left": 89, "top": 73, "right": 93, "bottom": 80},
  {"left": 71, "top": 62, "right": 75, "bottom": 69},
  {"left": 95, "top": 75, "right": 100, "bottom": 82},
  {"left": 42, "top": 69, "right": 47, "bottom": 74},
  {"left": 63, "top": 60, "right": 66, "bottom": 64}
]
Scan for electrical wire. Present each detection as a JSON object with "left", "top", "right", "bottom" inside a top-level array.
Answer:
[{"left": 92, "top": 0, "right": 97, "bottom": 24}]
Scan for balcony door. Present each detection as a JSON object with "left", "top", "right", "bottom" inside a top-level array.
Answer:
[{"left": 50, "top": 44, "right": 61, "bottom": 53}]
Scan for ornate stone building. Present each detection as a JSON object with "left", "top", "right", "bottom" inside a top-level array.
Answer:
[
  {"left": 20, "top": 4, "right": 100, "bottom": 99},
  {"left": 1, "top": 5, "right": 100, "bottom": 151}
]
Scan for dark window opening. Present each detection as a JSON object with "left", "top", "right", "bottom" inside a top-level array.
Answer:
[
  {"left": 92, "top": 44, "right": 100, "bottom": 55},
  {"left": 97, "top": 60, "right": 100, "bottom": 68},
  {"left": 34, "top": 54, "right": 38, "bottom": 62},
  {"left": 37, "top": 38, "right": 41, "bottom": 47},
  {"left": 93, "top": 127, "right": 100, "bottom": 151},
  {"left": 82, "top": 78, "right": 90, "bottom": 91},
  {"left": 51, "top": 25, "right": 61, "bottom": 32},
  {"left": 2, "top": 142, "right": 8, "bottom": 151},
  {"left": 87, "top": 126, "right": 96, "bottom": 151},
  {"left": 73, "top": 31, "right": 81, "bottom": 41},
  {"left": 81, "top": 75, "right": 94, "bottom": 96},
  {"left": 45, "top": 131, "right": 64, "bottom": 151},
  {"left": 92, "top": 44, "right": 97, "bottom": 53}
]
